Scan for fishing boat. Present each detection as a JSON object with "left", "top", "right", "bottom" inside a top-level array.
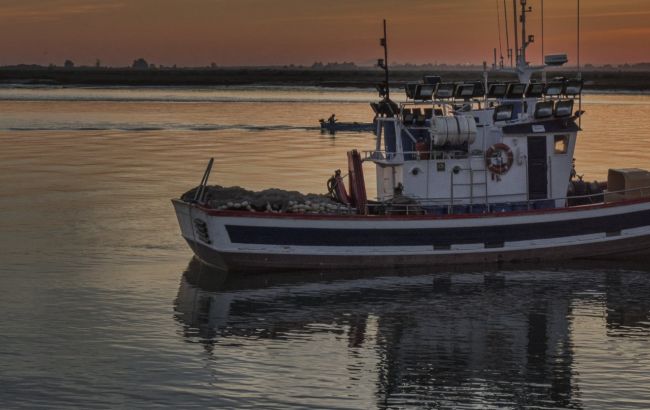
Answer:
[
  {"left": 172, "top": 2, "right": 650, "bottom": 273},
  {"left": 318, "top": 115, "right": 375, "bottom": 133}
]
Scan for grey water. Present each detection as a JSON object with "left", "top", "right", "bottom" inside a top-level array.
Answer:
[{"left": 2, "top": 86, "right": 650, "bottom": 408}]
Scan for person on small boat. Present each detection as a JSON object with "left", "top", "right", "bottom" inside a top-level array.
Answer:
[{"left": 328, "top": 113, "right": 337, "bottom": 125}]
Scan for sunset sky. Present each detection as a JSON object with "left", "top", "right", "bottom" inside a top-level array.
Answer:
[{"left": 0, "top": 0, "right": 647, "bottom": 67}]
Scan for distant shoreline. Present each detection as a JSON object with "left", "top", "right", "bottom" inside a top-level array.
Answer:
[{"left": 0, "top": 67, "right": 648, "bottom": 92}]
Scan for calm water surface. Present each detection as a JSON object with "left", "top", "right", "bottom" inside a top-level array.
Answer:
[{"left": 1, "top": 86, "right": 650, "bottom": 409}]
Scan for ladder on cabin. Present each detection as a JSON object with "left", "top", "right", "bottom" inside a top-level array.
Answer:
[{"left": 450, "top": 165, "right": 488, "bottom": 212}]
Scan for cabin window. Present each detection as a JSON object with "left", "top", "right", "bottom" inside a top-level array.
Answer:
[{"left": 554, "top": 135, "right": 569, "bottom": 154}]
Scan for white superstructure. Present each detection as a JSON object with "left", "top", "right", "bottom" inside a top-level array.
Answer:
[{"left": 367, "top": 0, "right": 582, "bottom": 213}]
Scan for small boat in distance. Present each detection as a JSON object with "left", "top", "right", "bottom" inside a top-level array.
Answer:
[
  {"left": 318, "top": 114, "right": 374, "bottom": 134},
  {"left": 173, "top": 2, "right": 650, "bottom": 273}
]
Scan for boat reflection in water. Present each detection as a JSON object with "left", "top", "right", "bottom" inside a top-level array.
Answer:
[{"left": 174, "top": 259, "right": 650, "bottom": 408}]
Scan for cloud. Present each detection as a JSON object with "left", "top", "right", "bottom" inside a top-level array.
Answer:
[{"left": 0, "top": 0, "right": 125, "bottom": 22}]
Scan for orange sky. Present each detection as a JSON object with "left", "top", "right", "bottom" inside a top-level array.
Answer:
[{"left": 0, "top": 0, "right": 647, "bottom": 67}]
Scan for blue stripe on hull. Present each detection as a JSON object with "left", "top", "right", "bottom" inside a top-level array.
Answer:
[
  {"left": 225, "top": 209, "right": 650, "bottom": 247},
  {"left": 187, "top": 233, "right": 650, "bottom": 273}
]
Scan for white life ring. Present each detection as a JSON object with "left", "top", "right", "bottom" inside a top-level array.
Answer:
[{"left": 485, "top": 143, "right": 514, "bottom": 175}]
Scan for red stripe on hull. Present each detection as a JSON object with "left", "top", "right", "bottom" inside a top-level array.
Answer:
[{"left": 188, "top": 197, "right": 650, "bottom": 222}]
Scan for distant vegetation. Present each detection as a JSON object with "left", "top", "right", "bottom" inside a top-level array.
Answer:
[
  {"left": 4, "top": 60, "right": 650, "bottom": 72},
  {"left": 0, "top": 62, "right": 648, "bottom": 91}
]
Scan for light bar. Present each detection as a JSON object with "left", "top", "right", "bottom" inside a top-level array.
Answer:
[
  {"left": 526, "top": 83, "right": 545, "bottom": 98},
  {"left": 493, "top": 104, "right": 514, "bottom": 121},
  {"left": 456, "top": 84, "right": 476, "bottom": 99},
  {"left": 415, "top": 84, "right": 435, "bottom": 101},
  {"left": 506, "top": 83, "right": 527, "bottom": 98},
  {"left": 534, "top": 101, "right": 554, "bottom": 119},
  {"left": 555, "top": 100, "right": 574, "bottom": 117},
  {"left": 435, "top": 83, "right": 456, "bottom": 99},
  {"left": 545, "top": 82, "right": 565, "bottom": 96},
  {"left": 404, "top": 83, "right": 418, "bottom": 99},
  {"left": 487, "top": 83, "right": 507, "bottom": 98},
  {"left": 564, "top": 79, "right": 583, "bottom": 95}
]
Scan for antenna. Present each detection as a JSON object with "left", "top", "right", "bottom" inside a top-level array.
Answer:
[
  {"left": 577, "top": 0, "right": 582, "bottom": 127},
  {"left": 512, "top": 0, "right": 519, "bottom": 63},
  {"left": 577, "top": 0, "right": 581, "bottom": 79},
  {"left": 504, "top": 0, "right": 512, "bottom": 66},
  {"left": 496, "top": 0, "right": 504, "bottom": 68},
  {"left": 521, "top": 0, "right": 526, "bottom": 64},
  {"left": 542, "top": 0, "right": 544, "bottom": 61},
  {"left": 541, "top": 0, "right": 546, "bottom": 82}
]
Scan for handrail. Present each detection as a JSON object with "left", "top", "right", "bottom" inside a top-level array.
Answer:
[
  {"left": 364, "top": 150, "right": 482, "bottom": 161},
  {"left": 366, "top": 185, "right": 650, "bottom": 215}
]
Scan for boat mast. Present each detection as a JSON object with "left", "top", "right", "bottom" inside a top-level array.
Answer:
[
  {"left": 380, "top": 19, "right": 390, "bottom": 100},
  {"left": 511, "top": 0, "right": 540, "bottom": 83}
]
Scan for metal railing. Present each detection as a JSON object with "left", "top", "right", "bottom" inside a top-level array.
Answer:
[
  {"left": 363, "top": 185, "right": 650, "bottom": 216},
  {"left": 364, "top": 150, "right": 479, "bottom": 162}
]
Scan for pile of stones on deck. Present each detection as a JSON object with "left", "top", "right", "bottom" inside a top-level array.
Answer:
[{"left": 181, "top": 185, "right": 353, "bottom": 214}]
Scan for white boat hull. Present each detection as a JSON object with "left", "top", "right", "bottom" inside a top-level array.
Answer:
[{"left": 172, "top": 199, "right": 650, "bottom": 272}]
